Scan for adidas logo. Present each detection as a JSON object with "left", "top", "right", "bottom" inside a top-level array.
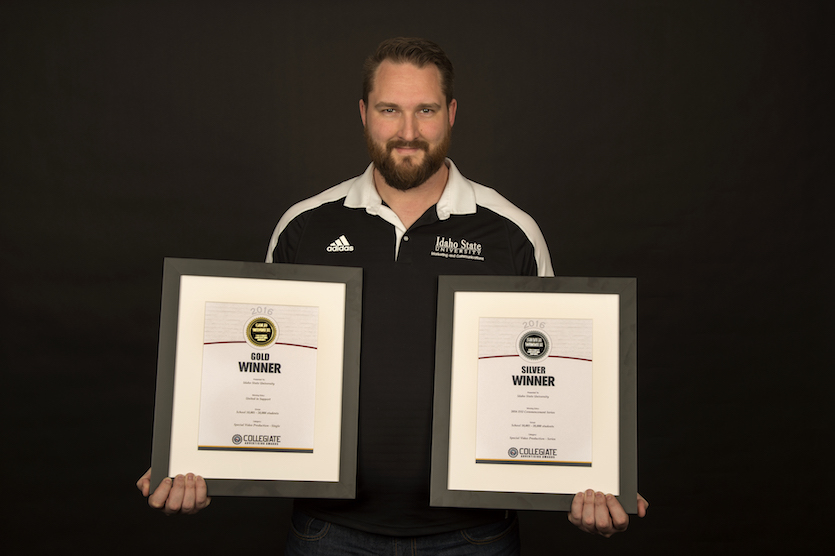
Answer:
[{"left": 326, "top": 235, "right": 355, "bottom": 252}]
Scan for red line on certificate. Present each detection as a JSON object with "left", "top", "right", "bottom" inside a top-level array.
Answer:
[
  {"left": 204, "top": 341, "right": 247, "bottom": 345},
  {"left": 478, "top": 354, "right": 592, "bottom": 362},
  {"left": 275, "top": 342, "right": 318, "bottom": 350},
  {"left": 203, "top": 341, "right": 317, "bottom": 350}
]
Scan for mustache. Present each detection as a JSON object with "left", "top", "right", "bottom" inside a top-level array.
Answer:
[{"left": 386, "top": 139, "right": 430, "bottom": 152}]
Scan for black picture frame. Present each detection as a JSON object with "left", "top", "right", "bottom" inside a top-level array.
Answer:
[
  {"left": 430, "top": 276, "right": 637, "bottom": 513},
  {"left": 150, "top": 258, "right": 362, "bottom": 498}
]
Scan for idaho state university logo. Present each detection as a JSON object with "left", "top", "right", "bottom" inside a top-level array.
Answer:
[
  {"left": 246, "top": 316, "right": 277, "bottom": 348},
  {"left": 517, "top": 330, "right": 550, "bottom": 362}
]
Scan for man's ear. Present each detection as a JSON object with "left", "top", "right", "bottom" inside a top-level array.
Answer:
[
  {"left": 448, "top": 99, "right": 457, "bottom": 128},
  {"left": 359, "top": 99, "right": 367, "bottom": 127}
]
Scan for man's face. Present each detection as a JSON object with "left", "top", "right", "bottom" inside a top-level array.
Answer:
[{"left": 360, "top": 60, "right": 457, "bottom": 191}]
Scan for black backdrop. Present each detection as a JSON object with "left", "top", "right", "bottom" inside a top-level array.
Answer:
[{"left": 2, "top": 1, "right": 831, "bottom": 554}]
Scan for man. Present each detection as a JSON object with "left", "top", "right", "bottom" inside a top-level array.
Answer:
[{"left": 138, "top": 37, "right": 647, "bottom": 553}]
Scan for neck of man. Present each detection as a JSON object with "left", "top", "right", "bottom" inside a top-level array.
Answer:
[{"left": 373, "top": 161, "right": 449, "bottom": 230}]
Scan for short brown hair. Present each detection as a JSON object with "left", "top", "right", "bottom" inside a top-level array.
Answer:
[{"left": 362, "top": 37, "right": 455, "bottom": 105}]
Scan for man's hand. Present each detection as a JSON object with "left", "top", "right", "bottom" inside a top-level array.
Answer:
[
  {"left": 568, "top": 490, "right": 648, "bottom": 537},
  {"left": 136, "top": 468, "right": 211, "bottom": 515}
]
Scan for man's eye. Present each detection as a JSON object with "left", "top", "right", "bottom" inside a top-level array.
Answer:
[{"left": 382, "top": 108, "right": 396, "bottom": 113}]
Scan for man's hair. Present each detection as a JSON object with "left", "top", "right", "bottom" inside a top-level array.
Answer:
[{"left": 362, "top": 37, "right": 455, "bottom": 105}]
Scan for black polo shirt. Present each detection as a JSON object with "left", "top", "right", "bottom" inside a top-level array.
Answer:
[{"left": 266, "top": 160, "right": 553, "bottom": 536}]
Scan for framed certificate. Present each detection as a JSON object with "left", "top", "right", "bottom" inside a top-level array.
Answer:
[
  {"left": 150, "top": 258, "right": 362, "bottom": 498},
  {"left": 430, "top": 276, "right": 637, "bottom": 513}
]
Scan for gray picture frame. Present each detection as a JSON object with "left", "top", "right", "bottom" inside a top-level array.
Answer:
[
  {"left": 430, "top": 276, "right": 637, "bottom": 513},
  {"left": 150, "top": 258, "right": 362, "bottom": 498}
]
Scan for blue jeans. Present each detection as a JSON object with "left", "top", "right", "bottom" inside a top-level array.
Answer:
[{"left": 284, "top": 511, "right": 520, "bottom": 556}]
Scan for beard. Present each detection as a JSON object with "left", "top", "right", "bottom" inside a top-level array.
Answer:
[{"left": 364, "top": 126, "right": 451, "bottom": 191}]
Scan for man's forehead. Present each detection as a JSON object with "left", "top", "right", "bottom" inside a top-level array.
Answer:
[{"left": 369, "top": 60, "right": 444, "bottom": 100}]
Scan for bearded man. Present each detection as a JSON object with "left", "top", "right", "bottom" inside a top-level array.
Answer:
[{"left": 138, "top": 37, "right": 647, "bottom": 554}]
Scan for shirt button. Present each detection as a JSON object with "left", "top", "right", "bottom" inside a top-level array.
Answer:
[{"left": 403, "top": 235, "right": 409, "bottom": 241}]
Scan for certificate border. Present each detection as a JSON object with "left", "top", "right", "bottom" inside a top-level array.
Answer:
[
  {"left": 150, "top": 258, "right": 362, "bottom": 498},
  {"left": 430, "top": 276, "right": 637, "bottom": 513}
]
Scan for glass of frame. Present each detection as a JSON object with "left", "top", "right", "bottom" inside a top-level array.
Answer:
[
  {"left": 149, "top": 258, "right": 362, "bottom": 498},
  {"left": 430, "top": 276, "right": 637, "bottom": 513}
]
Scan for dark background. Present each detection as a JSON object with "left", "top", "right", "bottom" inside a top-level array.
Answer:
[{"left": 2, "top": 1, "right": 831, "bottom": 554}]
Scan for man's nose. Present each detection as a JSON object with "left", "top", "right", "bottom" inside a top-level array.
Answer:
[{"left": 398, "top": 114, "right": 419, "bottom": 141}]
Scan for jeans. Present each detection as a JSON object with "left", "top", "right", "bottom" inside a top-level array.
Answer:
[{"left": 284, "top": 511, "right": 521, "bottom": 556}]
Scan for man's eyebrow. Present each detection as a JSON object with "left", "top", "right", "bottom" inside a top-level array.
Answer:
[{"left": 373, "top": 102, "right": 442, "bottom": 110}]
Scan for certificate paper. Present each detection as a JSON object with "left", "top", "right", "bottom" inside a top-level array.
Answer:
[
  {"left": 476, "top": 317, "right": 592, "bottom": 466},
  {"left": 197, "top": 302, "right": 318, "bottom": 453}
]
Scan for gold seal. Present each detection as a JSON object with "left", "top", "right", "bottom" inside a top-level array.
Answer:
[{"left": 246, "top": 316, "right": 277, "bottom": 347}]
